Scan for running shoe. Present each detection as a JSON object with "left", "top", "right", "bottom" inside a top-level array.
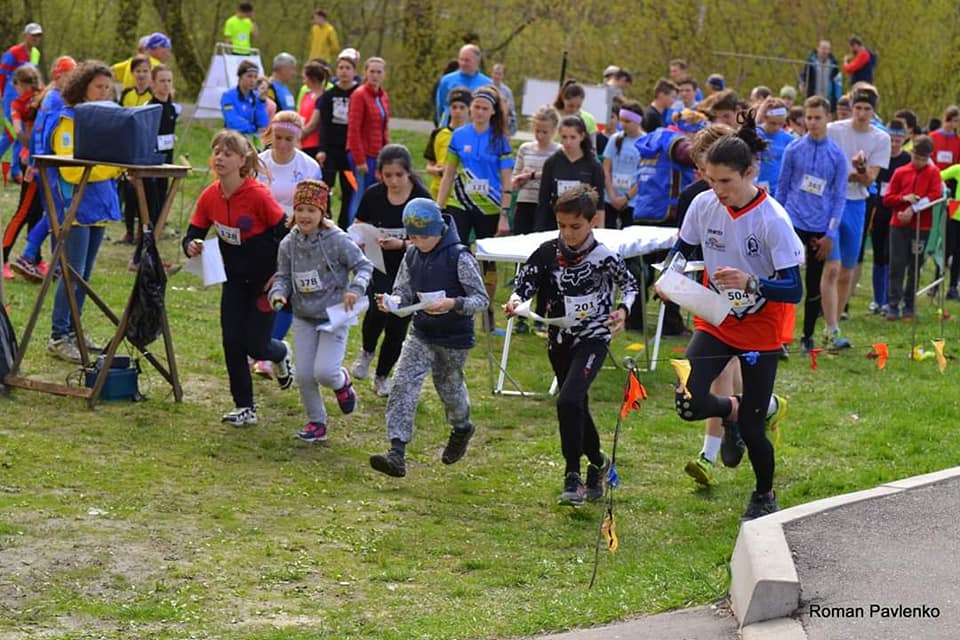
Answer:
[
  {"left": 369, "top": 450, "right": 406, "bottom": 477},
  {"left": 350, "top": 350, "right": 374, "bottom": 379},
  {"left": 10, "top": 254, "right": 42, "bottom": 281},
  {"left": 222, "top": 406, "right": 258, "bottom": 426},
  {"left": 684, "top": 454, "right": 716, "bottom": 486},
  {"left": 441, "top": 423, "right": 475, "bottom": 464},
  {"left": 558, "top": 472, "right": 586, "bottom": 506},
  {"left": 585, "top": 453, "right": 611, "bottom": 501},
  {"left": 767, "top": 394, "right": 788, "bottom": 434},
  {"left": 373, "top": 374, "right": 392, "bottom": 397},
  {"left": 47, "top": 336, "right": 82, "bottom": 363},
  {"left": 276, "top": 340, "right": 294, "bottom": 390},
  {"left": 741, "top": 491, "right": 779, "bottom": 521},
  {"left": 335, "top": 367, "right": 356, "bottom": 414},
  {"left": 295, "top": 422, "right": 327, "bottom": 442},
  {"left": 720, "top": 422, "right": 745, "bottom": 468}
]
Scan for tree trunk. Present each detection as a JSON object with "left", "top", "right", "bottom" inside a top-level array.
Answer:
[
  {"left": 152, "top": 0, "right": 204, "bottom": 97},
  {"left": 113, "top": 0, "right": 142, "bottom": 61}
]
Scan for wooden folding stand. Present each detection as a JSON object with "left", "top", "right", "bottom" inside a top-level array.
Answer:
[{"left": 4, "top": 154, "right": 190, "bottom": 407}]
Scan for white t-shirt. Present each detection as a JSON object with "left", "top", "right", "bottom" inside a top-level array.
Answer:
[
  {"left": 826, "top": 120, "right": 891, "bottom": 201},
  {"left": 679, "top": 189, "right": 804, "bottom": 349},
  {"left": 257, "top": 149, "right": 323, "bottom": 215}
]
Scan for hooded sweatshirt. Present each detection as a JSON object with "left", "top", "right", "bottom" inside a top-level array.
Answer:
[{"left": 270, "top": 223, "right": 373, "bottom": 322}]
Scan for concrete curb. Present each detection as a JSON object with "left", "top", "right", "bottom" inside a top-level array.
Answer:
[{"left": 730, "top": 465, "right": 960, "bottom": 635}]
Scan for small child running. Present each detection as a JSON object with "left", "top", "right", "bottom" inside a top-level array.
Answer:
[
  {"left": 368, "top": 198, "right": 489, "bottom": 477},
  {"left": 505, "top": 185, "right": 638, "bottom": 506},
  {"left": 269, "top": 180, "right": 373, "bottom": 442}
]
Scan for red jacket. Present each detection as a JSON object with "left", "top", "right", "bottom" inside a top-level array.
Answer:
[
  {"left": 930, "top": 130, "right": 960, "bottom": 171},
  {"left": 190, "top": 178, "right": 285, "bottom": 280},
  {"left": 883, "top": 161, "right": 943, "bottom": 231},
  {"left": 347, "top": 83, "right": 390, "bottom": 166}
]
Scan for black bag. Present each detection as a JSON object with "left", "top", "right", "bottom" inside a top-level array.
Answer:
[
  {"left": 74, "top": 101, "right": 165, "bottom": 166},
  {"left": 126, "top": 230, "right": 167, "bottom": 348}
]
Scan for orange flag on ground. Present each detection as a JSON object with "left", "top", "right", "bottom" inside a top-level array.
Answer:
[
  {"left": 620, "top": 369, "right": 648, "bottom": 418},
  {"left": 932, "top": 339, "right": 947, "bottom": 374},
  {"left": 870, "top": 343, "right": 889, "bottom": 370}
]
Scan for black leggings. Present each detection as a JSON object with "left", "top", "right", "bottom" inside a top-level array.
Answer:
[
  {"left": 946, "top": 219, "right": 960, "bottom": 289},
  {"left": 795, "top": 228, "right": 826, "bottom": 340},
  {"left": 361, "top": 291, "right": 413, "bottom": 377},
  {"left": 604, "top": 203, "right": 634, "bottom": 230},
  {"left": 682, "top": 331, "right": 779, "bottom": 494},
  {"left": 548, "top": 338, "right": 607, "bottom": 475},
  {"left": 871, "top": 209, "right": 891, "bottom": 267},
  {"left": 513, "top": 201, "right": 537, "bottom": 236},
  {"left": 2, "top": 177, "right": 43, "bottom": 262},
  {"left": 221, "top": 278, "right": 287, "bottom": 408}
]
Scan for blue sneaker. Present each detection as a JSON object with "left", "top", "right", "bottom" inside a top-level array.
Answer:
[{"left": 295, "top": 422, "right": 327, "bottom": 442}]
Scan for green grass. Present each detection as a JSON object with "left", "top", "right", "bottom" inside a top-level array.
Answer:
[{"left": 1, "top": 122, "right": 959, "bottom": 638}]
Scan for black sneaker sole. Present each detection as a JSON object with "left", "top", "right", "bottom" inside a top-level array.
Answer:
[{"left": 370, "top": 454, "right": 406, "bottom": 477}]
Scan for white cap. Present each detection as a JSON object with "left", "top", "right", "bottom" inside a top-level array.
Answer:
[
  {"left": 24, "top": 23, "right": 42, "bottom": 35},
  {"left": 603, "top": 65, "right": 620, "bottom": 78},
  {"left": 337, "top": 48, "right": 360, "bottom": 65}
]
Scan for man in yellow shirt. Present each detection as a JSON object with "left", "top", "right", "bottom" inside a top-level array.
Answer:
[
  {"left": 224, "top": 3, "right": 257, "bottom": 55},
  {"left": 308, "top": 10, "right": 340, "bottom": 62}
]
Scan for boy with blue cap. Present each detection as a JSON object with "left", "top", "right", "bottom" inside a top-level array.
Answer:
[{"left": 368, "top": 198, "right": 488, "bottom": 478}]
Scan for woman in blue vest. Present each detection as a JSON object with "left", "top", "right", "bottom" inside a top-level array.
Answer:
[{"left": 44, "top": 61, "right": 123, "bottom": 363}]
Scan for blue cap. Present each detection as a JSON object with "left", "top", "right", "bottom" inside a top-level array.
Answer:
[
  {"left": 146, "top": 32, "right": 172, "bottom": 50},
  {"left": 403, "top": 198, "right": 444, "bottom": 237},
  {"left": 707, "top": 74, "right": 725, "bottom": 90}
]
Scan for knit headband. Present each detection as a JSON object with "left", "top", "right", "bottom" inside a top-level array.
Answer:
[{"left": 293, "top": 180, "right": 329, "bottom": 212}]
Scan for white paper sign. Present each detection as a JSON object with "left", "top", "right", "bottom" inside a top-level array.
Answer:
[
  {"left": 655, "top": 268, "right": 732, "bottom": 326},
  {"left": 349, "top": 222, "right": 388, "bottom": 274},
  {"left": 183, "top": 240, "right": 227, "bottom": 287},
  {"left": 315, "top": 297, "right": 369, "bottom": 332}
]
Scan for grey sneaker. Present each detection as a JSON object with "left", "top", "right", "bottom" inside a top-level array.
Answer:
[
  {"left": 222, "top": 406, "right": 258, "bottom": 426},
  {"left": 351, "top": 350, "right": 375, "bottom": 379},
  {"left": 370, "top": 450, "right": 406, "bottom": 477},
  {"left": 47, "top": 336, "right": 82, "bottom": 363},
  {"left": 373, "top": 374, "right": 392, "bottom": 397}
]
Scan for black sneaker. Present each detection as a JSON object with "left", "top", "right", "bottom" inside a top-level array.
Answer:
[
  {"left": 741, "top": 491, "right": 779, "bottom": 521},
  {"left": 370, "top": 450, "right": 406, "bottom": 477},
  {"left": 558, "top": 472, "right": 586, "bottom": 506},
  {"left": 800, "top": 336, "right": 814, "bottom": 355},
  {"left": 585, "top": 453, "right": 611, "bottom": 501},
  {"left": 720, "top": 421, "right": 745, "bottom": 468},
  {"left": 441, "top": 424, "right": 475, "bottom": 465}
]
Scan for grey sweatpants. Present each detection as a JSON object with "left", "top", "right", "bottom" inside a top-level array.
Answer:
[
  {"left": 292, "top": 316, "right": 348, "bottom": 425},
  {"left": 385, "top": 332, "right": 472, "bottom": 443},
  {"left": 888, "top": 226, "right": 928, "bottom": 312}
]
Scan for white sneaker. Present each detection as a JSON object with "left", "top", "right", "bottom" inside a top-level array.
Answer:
[
  {"left": 351, "top": 350, "right": 374, "bottom": 379},
  {"left": 47, "top": 336, "right": 82, "bottom": 363},
  {"left": 276, "top": 340, "right": 294, "bottom": 390},
  {"left": 373, "top": 374, "right": 392, "bottom": 397},
  {"left": 222, "top": 406, "right": 257, "bottom": 426}
]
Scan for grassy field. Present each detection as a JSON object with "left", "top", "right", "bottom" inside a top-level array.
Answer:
[{"left": 1, "top": 122, "right": 958, "bottom": 639}]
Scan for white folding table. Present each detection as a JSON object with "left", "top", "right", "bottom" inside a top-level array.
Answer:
[{"left": 476, "top": 226, "right": 678, "bottom": 394}]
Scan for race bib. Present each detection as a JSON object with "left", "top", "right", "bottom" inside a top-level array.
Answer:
[
  {"left": 157, "top": 134, "right": 175, "bottom": 151},
  {"left": 214, "top": 221, "right": 242, "bottom": 246},
  {"left": 800, "top": 174, "right": 826, "bottom": 197},
  {"left": 880, "top": 181, "right": 890, "bottom": 196},
  {"left": 612, "top": 173, "right": 632, "bottom": 191},
  {"left": 557, "top": 179, "right": 580, "bottom": 196},
  {"left": 466, "top": 178, "right": 489, "bottom": 195},
  {"left": 564, "top": 293, "right": 601, "bottom": 325},
  {"left": 332, "top": 98, "right": 349, "bottom": 124},
  {"left": 295, "top": 269, "right": 321, "bottom": 293},
  {"left": 725, "top": 288, "right": 756, "bottom": 310},
  {"left": 284, "top": 94, "right": 296, "bottom": 110},
  {"left": 937, "top": 150, "right": 953, "bottom": 164}
]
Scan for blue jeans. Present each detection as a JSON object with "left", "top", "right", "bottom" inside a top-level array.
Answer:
[
  {"left": 51, "top": 225, "right": 105, "bottom": 339},
  {"left": 346, "top": 155, "right": 378, "bottom": 226}
]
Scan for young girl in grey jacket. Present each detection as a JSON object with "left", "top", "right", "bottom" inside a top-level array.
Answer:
[{"left": 269, "top": 180, "right": 374, "bottom": 442}]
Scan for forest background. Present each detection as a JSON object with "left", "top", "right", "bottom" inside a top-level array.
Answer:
[{"left": 0, "top": 0, "right": 958, "bottom": 123}]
